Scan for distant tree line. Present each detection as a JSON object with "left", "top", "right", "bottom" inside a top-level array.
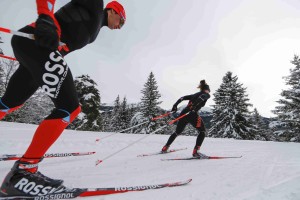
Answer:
[{"left": 1, "top": 54, "right": 300, "bottom": 143}]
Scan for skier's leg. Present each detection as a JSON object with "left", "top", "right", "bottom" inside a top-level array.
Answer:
[
  {"left": 1, "top": 26, "right": 80, "bottom": 197},
  {"left": 190, "top": 115, "right": 206, "bottom": 156},
  {"left": 0, "top": 65, "right": 39, "bottom": 120},
  {"left": 161, "top": 118, "right": 188, "bottom": 152},
  {"left": 6, "top": 26, "right": 80, "bottom": 164},
  {"left": 19, "top": 50, "right": 81, "bottom": 164}
]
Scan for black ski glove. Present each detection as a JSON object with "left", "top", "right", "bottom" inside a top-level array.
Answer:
[
  {"left": 171, "top": 105, "right": 177, "bottom": 112},
  {"left": 35, "top": 14, "right": 59, "bottom": 51}
]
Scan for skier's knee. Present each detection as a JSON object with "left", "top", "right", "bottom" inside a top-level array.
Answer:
[
  {"left": 0, "top": 98, "right": 23, "bottom": 116},
  {"left": 173, "top": 132, "right": 180, "bottom": 136},
  {"left": 197, "top": 130, "right": 206, "bottom": 137},
  {"left": 47, "top": 105, "right": 81, "bottom": 123}
]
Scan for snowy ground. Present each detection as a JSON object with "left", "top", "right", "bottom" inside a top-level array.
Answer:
[{"left": 1, "top": 121, "right": 300, "bottom": 200}]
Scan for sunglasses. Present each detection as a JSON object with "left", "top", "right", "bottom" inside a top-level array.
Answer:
[{"left": 119, "top": 12, "right": 125, "bottom": 28}]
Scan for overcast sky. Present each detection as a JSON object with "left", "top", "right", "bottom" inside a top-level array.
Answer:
[{"left": 1, "top": 0, "right": 300, "bottom": 117}]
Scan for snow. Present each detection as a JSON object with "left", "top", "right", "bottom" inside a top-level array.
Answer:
[
  {"left": 1, "top": 121, "right": 300, "bottom": 200},
  {"left": 83, "top": 94, "right": 94, "bottom": 100}
]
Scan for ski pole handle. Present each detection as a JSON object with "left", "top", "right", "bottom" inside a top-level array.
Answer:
[{"left": 0, "top": 26, "right": 66, "bottom": 46}]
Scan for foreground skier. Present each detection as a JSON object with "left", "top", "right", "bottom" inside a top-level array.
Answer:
[
  {"left": 161, "top": 80, "right": 211, "bottom": 158},
  {"left": 0, "top": 0, "right": 125, "bottom": 197}
]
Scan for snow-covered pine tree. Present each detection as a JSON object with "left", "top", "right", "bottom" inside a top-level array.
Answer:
[
  {"left": 250, "top": 108, "right": 273, "bottom": 141},
  {"left": 140, "top": 72, "right": 162, "bottom": 133},
  {"left": 118, "top": 97, "right": 130, "bottom": 130},
  {"left": 109, "top": 95, "right": 121, "bottom": 131},
  {"left": 6, "top": 89, "right": 54, "bottom": 124},
  {"left": 272, "top": 55, "right": 300, "bottom": 142},
  {"left": 208, "top": 71, "right": 256, "bottom": 140},
  {"left": 129, "top": 102, "right": 146, "bottom": 134},
  {"left": 73, "top": 75, "right": 102, "bottom": 131},
  {"left": 0, "top": 58, "right": 18, "bottom": 96}
]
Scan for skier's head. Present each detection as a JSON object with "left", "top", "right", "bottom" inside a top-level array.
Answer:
[
  {"left": 106, "top": 1, "right": 126, "bottom": 30},
  {"left": 197, "top": 80, "right": 210, "bottom": 93}
]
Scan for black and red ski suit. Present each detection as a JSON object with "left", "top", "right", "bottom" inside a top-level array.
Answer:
[
  {"left": 0, "top": 0, "right": 106, "bottom": 160},
  {"left": 165, "top": 91, "right": 210, "bottom": 148}
]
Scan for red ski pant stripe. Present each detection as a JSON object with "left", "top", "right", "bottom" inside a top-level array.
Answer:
[{"left": 23, "top": 106, "right": 81, "bottom": 159}]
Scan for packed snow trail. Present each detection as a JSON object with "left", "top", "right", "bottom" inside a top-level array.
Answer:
[{"left": 1, "top": 122, "right": 300, "bottom": 200}]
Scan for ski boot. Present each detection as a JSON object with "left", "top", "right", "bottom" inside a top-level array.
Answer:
[
  {"left": 192, "top": 147, "right": 208, "bottom": 159},
  {"left": 161, "top": 145, "right": 169, "bottom": 153},
  {"left": 0, "top": 160, "right": 64, "bottom": 198}
]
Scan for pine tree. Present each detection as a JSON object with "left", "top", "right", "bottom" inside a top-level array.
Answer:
[
  {"left": 73, "top": 75, "right": 102, "bottom": 131},
  {"left": 273, "top": 55, "right": 300, "bottom": 142},
  {"left": 109, "top": 95, "right": 121, "bottom": 131},
  {"left": 129, "top": 103, "right": 146, "bottom": 134},
  {"left": 0, "top": 59, "right": 18, "bottom": 96},
  {"left": 11, "top": 89, "right": 53, "bottom": 124},
  {"left": 140, "top": 72, "right": 162, "bottom": 133},
  {"left": 118, "top": 96, "right": 130, "bottom": 130},
  {"left": 250, "top": 108, "right": 273, "bottom": 141},
  {"left": 209, "top": 71, "right": 256, "bottom": 140}
]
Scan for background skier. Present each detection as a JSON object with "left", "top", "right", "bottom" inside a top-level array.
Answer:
[
  {"left": 0, "top": 0, "right": 126, "bottom": 198},
  {"left": 161, "top": 80, "right": 210, "bottom": 158}
]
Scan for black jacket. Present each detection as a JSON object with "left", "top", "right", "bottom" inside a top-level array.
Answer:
[
  {"left": 55, "top": 0, "right": 106, "bottom": 53},
  {"left": 174, "top": 91, "right": 210, "bottom": 114}
]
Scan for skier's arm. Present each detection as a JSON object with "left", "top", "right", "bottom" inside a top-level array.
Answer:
[
  {"left": 35, "top": 0, "right": 61, "bottom": 50},
  {"left": 171, "top": 95, "right": 193, "bottom": 112}
]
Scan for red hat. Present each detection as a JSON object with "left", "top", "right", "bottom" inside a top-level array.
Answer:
[{"left": 106, "top": 1, "right": 126, "bottom": 21}]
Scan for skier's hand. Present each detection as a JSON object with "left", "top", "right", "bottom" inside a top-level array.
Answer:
[
  {"left": 35, "top": 14, "right": 59, "bottom": 51},
  {"left": 171, "top": 105, "right": 177, "bottom": 112}
]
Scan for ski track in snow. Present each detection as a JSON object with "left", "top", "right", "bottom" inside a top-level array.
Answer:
[{"left": 1, "top": 122, "right": 300, "bottom": 200}]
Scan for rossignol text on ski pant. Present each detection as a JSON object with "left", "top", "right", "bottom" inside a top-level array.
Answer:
[
  {"left": 165, "top": 111, "right": 206, "bottom": 147},
  {"left": 0, "top": 26, "right": 80, "bottom": 160}
]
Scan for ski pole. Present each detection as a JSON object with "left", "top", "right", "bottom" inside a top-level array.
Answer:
[
  {"left": 98, "top": 120, "right": 149, "bottom": 141},
  {"left": 151, "top": 111, "right": 174, "bottom": 121},
  {"left": 168, "top": 111, "right": 191, "bottom": 125},
  {"left": 0, "top": 26, "right": 66, "bottom": 46},
  {"left": 95, "top": 125, "right": 168, "bottom": 165},
  {"left": 118, "top": 120, "right": 149, "bottom": 133},
  {"left": 97, "top": 110, "right": 174, "bottom": 141},
  {"left": 0, "top": 54, "right": 16, "bottom": 61}
]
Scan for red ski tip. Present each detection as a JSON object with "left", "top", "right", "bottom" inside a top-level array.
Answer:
[{"left": 95, "top": 159, "right": 103, "bottom": 166}]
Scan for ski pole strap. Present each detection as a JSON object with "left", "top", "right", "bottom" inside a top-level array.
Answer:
[
  {"left": 0, "top": 26, "right": 66, "bottom": 46},
  {"left": 168, "top": 111, "right": 191, "bottom": 125},
  {"left": 151, "top": 112, "right": 173, "bottom": 121}
]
